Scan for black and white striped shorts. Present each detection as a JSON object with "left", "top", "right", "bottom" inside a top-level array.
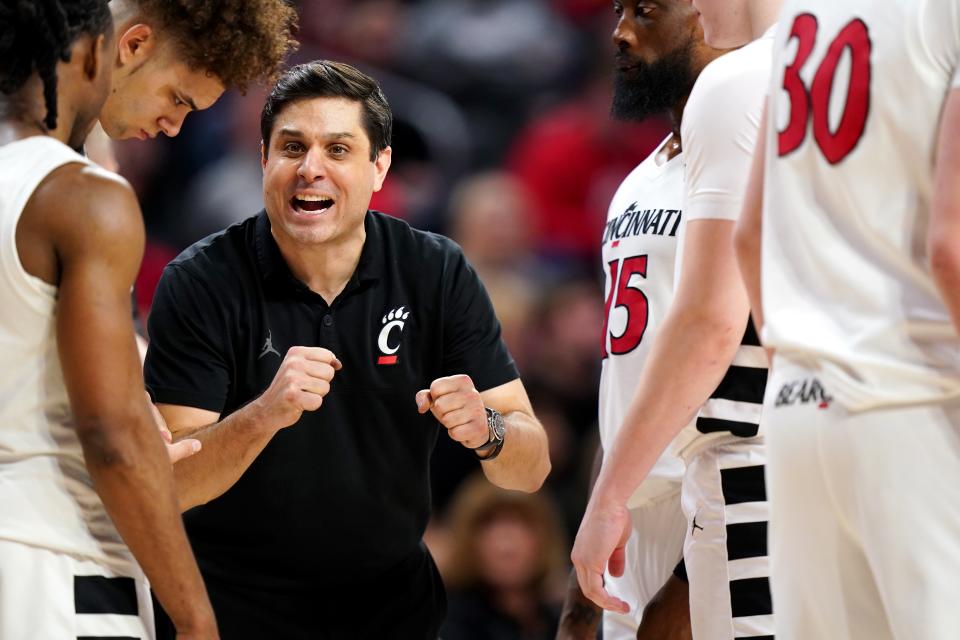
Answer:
[
  {"left": 681, "top": 438, "right": 773, "bottom": 639},
  {"left": 0, "top": 539, "right": 154, "bottom": 639}
]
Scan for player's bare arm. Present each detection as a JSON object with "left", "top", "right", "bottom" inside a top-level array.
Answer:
[
  {"left": 735, "top": 108, "right": 768, "bottom": 336},
  {"left": 929, "top": 89, "right": 960, "bottom": 333},
  {"left": 416, "top": 376, "right": 550, "bottom": 493},
  {"left": 158, "top": 345, "right": 341, "bottom": 511},
  {"left": 572, "top": 218, "right": 750, "bottom": 612},
  {"left": 22, "top": 165, "right": 217, "bottom": 637}
]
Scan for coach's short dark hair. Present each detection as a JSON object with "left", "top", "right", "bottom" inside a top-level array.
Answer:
[{"left": 261, "top": 60, "right": 392, "bottom": 161}]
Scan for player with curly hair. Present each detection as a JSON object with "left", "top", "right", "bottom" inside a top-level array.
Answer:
[
  {"left": 100, "top": 0, "right": 298, "bottom": 140},
  {"left": 0, "top": 1, "right": 217, "bottom": 638}
]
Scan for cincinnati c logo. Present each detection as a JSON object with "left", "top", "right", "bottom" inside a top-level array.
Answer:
[{"left": 377, "top": 307, "right": 410, "bottom": 365}]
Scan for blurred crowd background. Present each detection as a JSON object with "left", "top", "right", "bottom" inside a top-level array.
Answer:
[{"left": 116, "top": 1, "right": 671, "bottom": 637}]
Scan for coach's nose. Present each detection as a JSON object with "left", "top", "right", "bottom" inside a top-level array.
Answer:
[{"left": 297, "top": 146, "right": 327, "bottom": 183}]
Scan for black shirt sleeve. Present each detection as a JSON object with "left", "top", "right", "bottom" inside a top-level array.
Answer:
[
  {"left": 144, "top": 264, "right": 231, "bottom": 413},
  {"left": 440, "top": 246, "right": 519, "bottom": 392}
]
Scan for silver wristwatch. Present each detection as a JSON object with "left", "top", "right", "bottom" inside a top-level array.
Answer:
[{"left": 474, "top": 407, "right": 505, "bottom": 460}]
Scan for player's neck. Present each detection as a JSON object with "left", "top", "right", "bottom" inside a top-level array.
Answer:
[
  {"left": 0, "top": 81, "right": 77, "bottom": 148},
  {"left": 747, "top": 0, "right": 783, "bottom": 39}
]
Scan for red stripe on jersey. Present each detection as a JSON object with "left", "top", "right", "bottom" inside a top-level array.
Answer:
[{"left": 377, "top": 355, "right": 398, "bottom": 365}]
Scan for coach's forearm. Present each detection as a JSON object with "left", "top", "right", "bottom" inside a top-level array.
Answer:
[
  {"left": 172, "top": 402, "right": 277, "bottom": 511},
  {"left": 595, "top": 305, "right": 748, "bottom": 506},
  {"left": 480, "top": 409, "right": 550, "bottom": 493}
]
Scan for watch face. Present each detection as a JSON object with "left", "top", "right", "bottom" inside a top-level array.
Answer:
[{"left": 492, "top": 413, "right": 505, "bottom": 440}]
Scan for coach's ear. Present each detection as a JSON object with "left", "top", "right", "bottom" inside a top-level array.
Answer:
[
  {"left": 373, "top": 146, "right": 392, "bottom": 192},
  {"left": 261, "top": 140, "right": 267, "bottom": 169}
]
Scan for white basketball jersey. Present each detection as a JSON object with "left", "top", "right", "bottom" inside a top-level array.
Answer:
[
  {"left": 599, "top": 142, "right": 687, "bottom": 507},
  {"left": 0, "top": 136, "right": 132, "bottom": 568},
  {"left": 762, "top": 0, "right": 960, "bottom": 410}
]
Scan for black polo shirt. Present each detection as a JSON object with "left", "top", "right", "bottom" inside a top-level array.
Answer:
[{"left": 144, "top": 210, "right": 518, "bottom": 638}]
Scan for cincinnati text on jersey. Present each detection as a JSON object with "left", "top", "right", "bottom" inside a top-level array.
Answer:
[{"left": 603, "top": 204, "right": 682, "bottom": 246}]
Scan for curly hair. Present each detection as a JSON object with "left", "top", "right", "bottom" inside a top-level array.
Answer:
[
  {"left": 131, "top": 0, "right": 298, "bottom": 91},
  {"left": 0, "top": 0, "right": 112, "bottom": 130}
]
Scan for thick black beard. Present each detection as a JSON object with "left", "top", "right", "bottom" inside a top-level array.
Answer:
[{"left": 611, "top": 43, "right": 697, "bottom": 122}]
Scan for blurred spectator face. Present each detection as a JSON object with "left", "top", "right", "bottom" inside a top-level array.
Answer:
[
  {"left": 475, "top": 512, "right": 541, "bottom": 589},
  {"left": 443, "top": 474, "right": 567, "bottom": 594},
  {"left": 261, "top": 97, "right": 392, "bottom": 247},
  {"left": 450, "top": 172, "right": 533, "bottom": 269},
  {"left": 101, "top": 38, "right": 224, "bottom": 140},
  {"left": 611, "top": 0, "right": 702, "bottom": 121}
]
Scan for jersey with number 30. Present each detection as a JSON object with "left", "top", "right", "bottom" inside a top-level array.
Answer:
[
  {"left": 599, "top": 142, "right": 687, "bottom": 507},
  {"left": 762, "top": 0, "right": 960, "bottom": 410}
]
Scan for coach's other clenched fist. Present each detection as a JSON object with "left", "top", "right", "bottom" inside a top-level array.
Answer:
[
  {"left": 416, "top": 374, "right": 489, "bottom": 450},
  {"left": 253, "top": 346, "right": 341, "bottom": 431}
]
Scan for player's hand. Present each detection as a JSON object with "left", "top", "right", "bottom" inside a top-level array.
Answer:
[
  {"left": 159, "top": 422, "right": 202, "bottom": 464},
  {"left": 253, "top": 346, "right": 342, "bottom": 431},
  {"left": 415, "top": 374, "right": 489, "bottom": 450},
  {"left": 571, "top": 496, "right": 633, "bottom": 615},
  {"left": 147, "top": 392, "right": 202, "bottom": 464}
]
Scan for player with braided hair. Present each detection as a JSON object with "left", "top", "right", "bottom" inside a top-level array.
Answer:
[
  {"left": 0, "top": 1, "right": 217, "bottom": 638},
  {"left": 99, "top": 0, "right": 298, "bottom": 140},
  {"left": 0, "top": 0, "right": 111, "bottom": 132}
]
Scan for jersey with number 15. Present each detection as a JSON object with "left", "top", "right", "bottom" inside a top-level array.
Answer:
[
  {"left": 599, "top": 141, "right": 687, "bottom": 507},
  {"left": 762, "top": 0, "right": 960, "bottom": 411}
]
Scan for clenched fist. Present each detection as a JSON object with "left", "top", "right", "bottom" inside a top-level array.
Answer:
[
  {"left": 416, "top": 374, "right": 489, "bottom": 450},
  {"left": 253, "top": 346, "right": 342, "bottom": 431}
]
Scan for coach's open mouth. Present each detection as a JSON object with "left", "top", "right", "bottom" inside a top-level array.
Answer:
[{"left": 291, "top": 194, "right": 335, "bottom": 213}]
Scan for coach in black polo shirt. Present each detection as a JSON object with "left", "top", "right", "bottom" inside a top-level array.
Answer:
[{"left": 144, "top": 61, "right": 551, "bottom": 639}]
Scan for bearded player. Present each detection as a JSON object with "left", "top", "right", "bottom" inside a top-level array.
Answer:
[{"left": 558, "top": 2, "right": 725, "bottom": 638}]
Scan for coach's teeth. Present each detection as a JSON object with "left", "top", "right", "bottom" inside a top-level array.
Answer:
[{"left": 297, "top": 195, "right": 333, "bottom": 202}]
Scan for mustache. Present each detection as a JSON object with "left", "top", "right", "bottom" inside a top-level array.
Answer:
[{"left": 613, "top": 51, "right": 643, "bottom": 70}]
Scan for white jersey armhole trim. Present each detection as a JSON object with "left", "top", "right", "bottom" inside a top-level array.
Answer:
[{"left": 2, "top": 151, "right": 86, "bottom": 315}]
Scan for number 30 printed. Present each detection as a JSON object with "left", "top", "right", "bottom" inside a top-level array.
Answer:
[
  {"left": 601, "top": 256, "right": 649, "bottom": 359},
  {"left": 778, "top": 14, "right": 872, "bottom": 164}
]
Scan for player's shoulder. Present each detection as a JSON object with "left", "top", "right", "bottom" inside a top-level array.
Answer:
[
  {"left": 31, "top": 160, "right": 143, "bottom": 248},
  {"left": 683, "top": 30, "right": 776, "bottom": 136},
  {"left": 691, "top": 32, "right": 774, "bottom": 103}
]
